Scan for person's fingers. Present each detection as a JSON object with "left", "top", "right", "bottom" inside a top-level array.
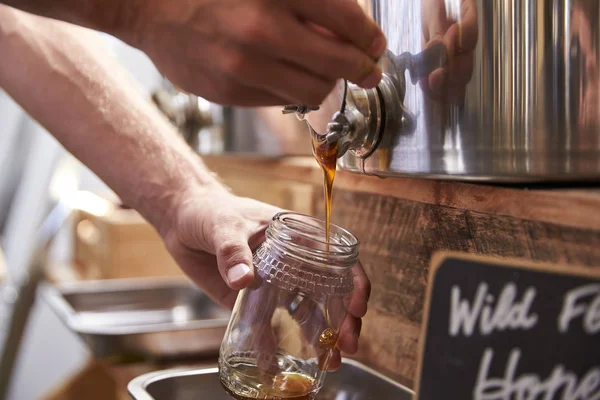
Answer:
[
  {"left": 448, "top": 52, "right": 475, "bottom": 87},
  {"left": 337, "top": 315, "right": 362, "bottom": 354},
  {"left": 418, "top": 2, "right": 477, "bottom": 104},
  {"left": 288, "top": 0, "right": 386, "bottom": 59},
  {"left": 190, "top": 70, "right": 294, "bottom": 107},
  {"left": 164, "top": 240, "right": 240, "bottom": 309},
  {"left": 424, "top": 51, "right": 472, "bottom": 102},
  {"left": 220, "top": 11, "right": 382, "bottom": 91},
  {"left": 206, "top": 81, "right": 293, "bottom": 107},
  {"left": 433, "top": 1, "right": 478, "bottom": 58},
  {"left": 347, "top": 261, "right": 371, "bottom": 319},
  {"left": 427, "top": 68, "right": 447, "bottom": 95},
  {"left": 456, "top": 0, "right": 479, "bottom": 52},
  {"left": 140, "top": 29, "right": 292, "bottom": 106},
  {"left": 214, "top": 46, "right": 338, "bottom": 106},
  {"left": 279, "top": 20, "right": 383, "bottom": 88},
  {"left": 422, "top": 0, "right": 453, "bottom": 44},
  {"left": 212, "top": 217, "right": 255, "bottom": 290},
  {"left": 423, "top": 0, "right": 478, "bottom": 55},
  {"left": 441, "top": 23, "right": 471, "bottom": 61},
  {"left": 325, "top": 349, "right": 342, "bottom": 371},
  {"left": 159, "top": 64, "right": 292, "bottom": 106}
]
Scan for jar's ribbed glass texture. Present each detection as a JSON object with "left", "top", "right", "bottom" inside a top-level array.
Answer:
[{"left": 219, "top": 212, "right": 360, "bottom": 400}]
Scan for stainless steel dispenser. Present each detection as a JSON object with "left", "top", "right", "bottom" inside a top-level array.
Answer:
[
  {"left": 286, "top": 0, "right": 600, "bottom": 182},
  {"left": 152, "top": 81, "right": 224, "bottom": 153},
  {"left": 153, "top": 80, "right": 312, "bottom": 157}
]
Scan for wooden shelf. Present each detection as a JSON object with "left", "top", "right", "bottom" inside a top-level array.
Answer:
[{"left": 203, "top": 155, "right": 600, "bottom": 230}]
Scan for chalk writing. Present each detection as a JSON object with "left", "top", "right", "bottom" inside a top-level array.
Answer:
[
  {"left": 473, "top": 348, "right": 600, "bottom": 400},
  {"left": 559, "top": 284, "right": 600, "bottom": 335},
  {"left": 449, "top": 283, "right": 538, "bottom": 337}
]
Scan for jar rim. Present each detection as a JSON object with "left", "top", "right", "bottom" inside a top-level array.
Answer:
[{"left": 266, "top": 212, "right": 359, "bottom": 270}]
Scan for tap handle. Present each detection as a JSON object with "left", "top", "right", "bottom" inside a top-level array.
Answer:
[
  {"left": 395, "top": 42, "right": 448, "bottom": 85},
  {"left": 281, "top": 104, "right": 320, "bottom": 120}
]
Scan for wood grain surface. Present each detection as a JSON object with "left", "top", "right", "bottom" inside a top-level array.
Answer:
[{"left": 204, "top": 156, "right": 600, "bottom": 230}]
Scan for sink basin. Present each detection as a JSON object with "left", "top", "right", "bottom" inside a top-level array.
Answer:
[
  {"left": 43, "top": 278, "right": 230, "bottom": 361},
  {"left": 128, "top": 359, "right": 414, "bottom": 400}
]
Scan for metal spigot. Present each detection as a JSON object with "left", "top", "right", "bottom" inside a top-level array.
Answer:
[
  {"left": 325, "top": 112, "right": 352, "bottom": 144},
  {"left": 391, "top": 42, "right": 448, "bottom": 85},
  {"left": 281, "top": 82, "right": 381, "bottom": 159},
  {"left": 281, "top": 105, "right": 320, "bottom": 121},
  {"left": 152, "top": 85, "right": 217, "bottom": 150},
  {"left": 280, "top": 43, "right": 448, "bottom": 160}
]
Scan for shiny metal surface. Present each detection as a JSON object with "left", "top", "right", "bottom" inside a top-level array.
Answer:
[
  {"left": 336, "top": 0, "right": 600, "bottom": 182},
  {"left": 128, "top": 359, "right": 414, "bottom": 400},
  {"left": 152, "top": 79, "right": 226, "bottom": 154},
  {"left": 43, "top": 277, "right": 230, "bottom": 361},
  {"left": 152, "top": 88, "right": 215, "bottom": 150}
]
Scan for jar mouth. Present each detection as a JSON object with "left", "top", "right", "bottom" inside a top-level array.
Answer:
[{"left": 266, "top": 212, "right": 359, "bottom": 269}]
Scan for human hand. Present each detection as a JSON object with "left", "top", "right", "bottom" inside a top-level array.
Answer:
[
  {"left": 571, "top": 0, "right": 599, "bottom": 130},
  {"left": 420, "top": 0, "right": 478, "bottom": 103},
  {"left": 124, "top": 0, "right": 387, "bottom": 106},
  {"left": 162, "top": 186, "right": 278, "bottom": 308}
]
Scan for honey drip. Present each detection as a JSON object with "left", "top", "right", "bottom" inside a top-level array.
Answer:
[{"left": 311, "top": 127, "right": 340, "bottom": 372}]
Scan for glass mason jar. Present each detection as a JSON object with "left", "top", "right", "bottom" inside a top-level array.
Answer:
[{"left": 218, "top": 212, "right": 359, "bottom": 400}]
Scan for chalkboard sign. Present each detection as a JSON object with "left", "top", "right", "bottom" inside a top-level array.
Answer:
[{"left": 414, "top": 252, "right": 600, "bottom": 400}]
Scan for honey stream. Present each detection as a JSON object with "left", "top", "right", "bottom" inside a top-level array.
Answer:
[
  {"left": 311, "top": 128, "right": 340, "bottom": 372},
  {"left": 223, "top": 129, "right": 342, "bottom": 400}
]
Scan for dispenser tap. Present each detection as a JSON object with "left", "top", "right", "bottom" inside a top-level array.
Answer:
[
  {"left": 151, "top": 80, "right": 219, "bottom": 151},
  {"left": 281, "top": 43, "right": 448, "bottom": 159},
  {"left": 325, "top": 112, "right": 352, "bottom": 143},
  {"left": 281, "top": 105, "right": 320, "bottom": 120},
  {"left": 391, "top": 42, "right": 448, "bottom": 85}
]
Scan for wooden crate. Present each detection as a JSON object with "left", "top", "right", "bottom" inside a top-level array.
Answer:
[{"left": 73, "top": 192, "right": 183, "bottom": 280}]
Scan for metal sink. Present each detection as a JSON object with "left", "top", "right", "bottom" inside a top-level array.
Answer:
[
  {"left": 128, "top": 359, "right": 414, "bottom": 400},
  {"left": 43, "top": 277, "right": 230, "bottom": 361}
]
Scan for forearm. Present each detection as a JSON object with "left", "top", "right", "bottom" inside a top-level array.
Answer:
[
  {"left": 0, "top": 6, "right": 225, "bottom": 234},
  {"left": 0, "top": 0, "right": 139, "bottom": 39}
]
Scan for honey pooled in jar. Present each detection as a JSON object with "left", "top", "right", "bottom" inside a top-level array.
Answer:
[{"left": 221, "top": 364, "right": 317, "bottom": 400}]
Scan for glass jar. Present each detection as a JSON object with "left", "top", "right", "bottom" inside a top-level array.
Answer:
[{"left": 218, "top": 212, "right": 359, "bottom": 400}]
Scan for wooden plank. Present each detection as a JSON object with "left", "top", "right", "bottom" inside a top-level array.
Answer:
[
  {"left": 214, "top": 170, "right": 315, "bottom": 215},
  {"left": 203, "top": 156, "right": 600, "bottom": 231}
]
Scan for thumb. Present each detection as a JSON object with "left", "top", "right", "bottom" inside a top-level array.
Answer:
[{"left": 214, "top": 227, "right": 255, "bottom": 290}]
